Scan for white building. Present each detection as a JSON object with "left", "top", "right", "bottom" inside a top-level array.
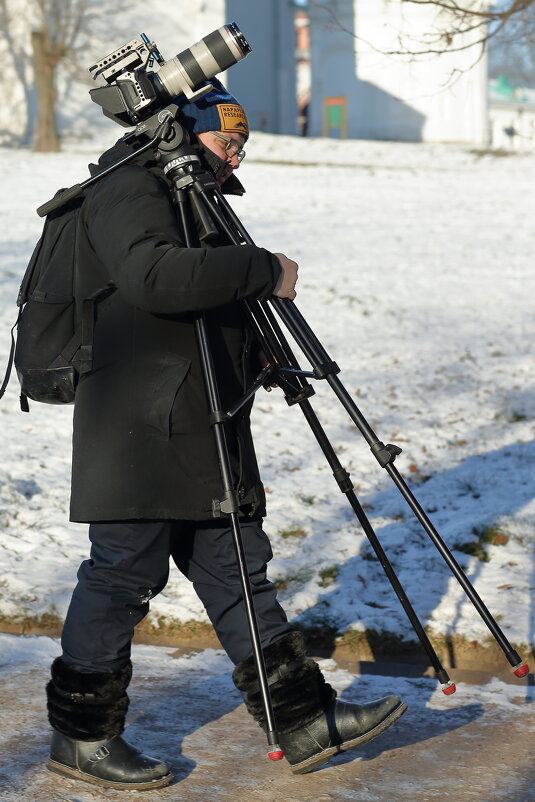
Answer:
[{"left": 227, "top": 0, "right": 489, "bottom": 145}]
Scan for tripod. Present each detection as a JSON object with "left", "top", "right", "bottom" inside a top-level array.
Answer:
[{"left": 39, "top": 105, "right": 529, "bottom": 761}]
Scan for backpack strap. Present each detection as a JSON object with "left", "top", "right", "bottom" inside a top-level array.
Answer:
[
  {"left": 0, "top": 308, "right": 22, "bottom": 402},
  {"left": 53, "top": 283, "right": 117, "bottom": 375}
]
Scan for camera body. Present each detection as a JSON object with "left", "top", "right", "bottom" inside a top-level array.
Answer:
[{"left": 89, "top": 24, "right": 251, "bottom": 127}]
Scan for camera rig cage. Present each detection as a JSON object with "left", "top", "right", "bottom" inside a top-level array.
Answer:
[{"left": 88, "top": 23, "right": 251, "bottom": 127}]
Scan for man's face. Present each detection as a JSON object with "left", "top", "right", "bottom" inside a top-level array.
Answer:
[{"left": 196, "top": 130, "right": 246, "bottom": 185}]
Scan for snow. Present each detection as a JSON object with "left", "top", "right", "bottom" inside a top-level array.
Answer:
[{"left": 1, "top": 128, "right": 534, "bottom": 654}]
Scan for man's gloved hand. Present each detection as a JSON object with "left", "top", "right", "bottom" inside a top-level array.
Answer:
[{"left": 273, "top": 253, "right": 298, "bottom": 300}]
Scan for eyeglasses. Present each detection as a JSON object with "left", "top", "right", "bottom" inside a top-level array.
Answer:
[{"left": 209, "top": 130, "right": 246, "bottom": 162}]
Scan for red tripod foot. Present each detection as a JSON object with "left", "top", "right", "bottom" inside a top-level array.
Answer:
[
  {"left": 513, "top": 662, "right": 529, "bottom": 678},
  {"left": 268, "top": 746, "right": 285, "bottom": 761},
  {"left": 441, "top": 681, "right": 456, "bottom": 695}
]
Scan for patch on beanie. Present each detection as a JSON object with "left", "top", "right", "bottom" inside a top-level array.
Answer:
[{"left": 216, "top": 104, "right": 249, "bottom": 137}]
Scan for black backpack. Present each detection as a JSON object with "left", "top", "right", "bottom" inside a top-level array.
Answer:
[{"left": 1, "top": 192, "right": 115, "bottom": 411}]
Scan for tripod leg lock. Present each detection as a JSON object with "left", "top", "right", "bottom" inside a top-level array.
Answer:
[
  {"left": 313, "top": 360, "right": 340, "bottom": 379},
  {"left": 333, "top": 467, "right": 353, "bottom": 493},
  {"left": 371, "top": 441, "right": 403, "bottom": 468},
  {"left": 209, "top": 410, "right": 230, "bottom": 425},
  {"left": 212, "top": 491, "right": 240, "bottom": 517},
  {"left": 284, "top": 382, "right": 315, "bottom": 406}
]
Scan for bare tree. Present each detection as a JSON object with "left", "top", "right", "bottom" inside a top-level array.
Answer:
[
  {"left": 0, "top": 0, "right": 101, "bottom": 151},
  {"left": 31, "top": 0, "right": 93, "bottom": 151},
  {"left": 399, "top": 1, "right": 535, "bottom": 56},
  {"left": 310, "top": 1, "right": 535, "bottom": 59},
  {"left": 0, "top": 0, "right": 34, "bottom": 145}
]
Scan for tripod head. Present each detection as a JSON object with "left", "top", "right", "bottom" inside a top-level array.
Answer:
[{"left": 36, "top": 103, "right": 206, "bottom": 218}]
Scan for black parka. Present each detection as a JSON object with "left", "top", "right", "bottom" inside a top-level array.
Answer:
[{"left": 69, "top": 137, "right": 281, "bottom": 522}]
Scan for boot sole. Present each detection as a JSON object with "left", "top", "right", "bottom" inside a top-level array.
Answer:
[
  {"left": 288, "top": 700, "right": 408, "bottom": 775},
  {"left": 47, "top": 759, "right": 174, "bottom": 790}
]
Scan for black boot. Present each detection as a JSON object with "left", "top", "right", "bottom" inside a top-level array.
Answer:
[
  {"left": 233, "top": 632, "right": 407, "bottom": 774},
  {"left": 46, "top": 657, "right": 173, "bottom": 789}
]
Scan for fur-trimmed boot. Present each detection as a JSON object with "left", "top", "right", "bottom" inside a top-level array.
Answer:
[
  {"left": 233, "top": 632, "right": 407, "bottom": 774},
  {"left": 46, "top": 657, "right": 173, "bottom": 790}
]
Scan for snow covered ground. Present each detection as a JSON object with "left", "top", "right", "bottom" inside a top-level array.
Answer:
[{"left": 1, "top": 131, "right": 534, "bottom": 656}]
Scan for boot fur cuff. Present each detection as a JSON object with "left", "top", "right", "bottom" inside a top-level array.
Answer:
[
  {"left": 46, "top": 658, "right": 132, "bottom": 741},
  {"left": 50, "top": 657, "right": 132, "bottom": 699},
  {"left": 233, "top": 631, "right": 309, "bottom": 690},
  {"left": 233, "top": 631, "right": 336, "bottom": 734}
]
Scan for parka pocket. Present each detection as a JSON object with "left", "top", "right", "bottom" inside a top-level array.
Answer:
[{"left": 148, "top": 356, "right": 191, "bottom": 438}]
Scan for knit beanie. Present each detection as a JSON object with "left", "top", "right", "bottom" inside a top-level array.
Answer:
[{"left": 179, "top": 77, "right": 249, "bottom": 140}]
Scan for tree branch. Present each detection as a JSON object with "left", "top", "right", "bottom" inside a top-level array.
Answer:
[{"left": 309, "top": 0, "right": 535, "bottom": 59}]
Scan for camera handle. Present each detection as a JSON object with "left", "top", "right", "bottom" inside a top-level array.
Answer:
[{"left": 36, "top": 107, "right": 182, "bottom": 218}]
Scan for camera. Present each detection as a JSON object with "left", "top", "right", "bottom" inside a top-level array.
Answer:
[{"left": 88, "top": 23, "right": 251, "bottom": 127}]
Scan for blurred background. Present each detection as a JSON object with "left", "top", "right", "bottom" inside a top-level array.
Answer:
[{"left": 1, "top": 0, "right": 534, "bottom": 153}]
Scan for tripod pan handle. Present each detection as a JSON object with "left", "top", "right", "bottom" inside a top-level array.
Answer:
[{"left": 37, "top": 184, "right": 84, "bottom": 217}]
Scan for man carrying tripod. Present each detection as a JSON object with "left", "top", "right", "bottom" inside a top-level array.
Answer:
[{"left": 44, "top": 80, "right": 406, "bottom": 790}]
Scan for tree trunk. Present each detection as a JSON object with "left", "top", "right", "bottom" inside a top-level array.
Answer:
[{"left": 31, "top": 29, "right": 60, "bottom": 152}]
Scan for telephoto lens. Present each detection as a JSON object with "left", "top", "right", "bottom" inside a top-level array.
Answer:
[
  {"left": 88, "top": 23, "right": 251, "bottom": 126},
  {"left": 154, "top": 22, "right": 251, "bottom": 100}
]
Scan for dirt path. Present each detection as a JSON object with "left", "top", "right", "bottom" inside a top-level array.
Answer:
[{"left": 0, "top": 636, "right": 533, "bottom": 802}]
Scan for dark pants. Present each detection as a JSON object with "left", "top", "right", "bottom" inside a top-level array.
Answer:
[{"left": 61, "top": 519, "right": 293, "bottom": 672}]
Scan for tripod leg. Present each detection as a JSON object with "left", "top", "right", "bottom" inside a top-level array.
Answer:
[
  {"left": 241, "top": 294, "right": 455, "bottom": 689},
  {"left": 297, "top": 397, "right": 456, "bottom": 694},
  {"left": 271, "top": 298, "right": 529, "bottom": 679},
  {"left": 192, "top": 188, "right": 455, "bottom": 688},
  {"left": 195, "top": 316, "right": 284, "bottom": 759},
  {"left": 187, "top": 181, "right": 527, "bottom": 678},
  {"left": 171, "top": 185, "right": 285, "bottom": 758}
]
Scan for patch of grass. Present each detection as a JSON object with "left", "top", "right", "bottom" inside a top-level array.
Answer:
[
  {"left": 0, "top": 608, "right": 63, "bottom": 635},
  {"left": 506, "top": 410, "right": 528, "bottom": 423},
  {"left": 272, "top": 572, "right": 309, "bottom": 592},
  {"left": 475, "top": 525, "right": 510, "bottom": 546},
  {"left": 150, "top": 616, "right": 214, "bottom": 636},
  {"left": 407, "top": 464, "right": 431, "bottom": 484},
  {"left": 453, "top": 539, "right": 490, "bottom": 562},
  {"left": 336, "top": 628, "right": 369, "bottom": 651},
  {"left": 494, "top": 409, "right": 529, "bottom": 423},
  {"left": 469, "top": 147, "right": 514, "bottom": 159},
  {"left": 273, "top": 576, "right": 290, "bottom": 592},
  {"left": 336, "top": 627, "right": 419, "bottom": 658},
  {"left": 134, "top": 616, "right": 217, "bottom": 646},
  {"left": 456, "top": 479, "right": 479, "bottom": 497},
  {"left": 299, "top": 494, "right": 316, "bottom": 506},
  {"left": 458, "top": 349, "right": 476, "bottom": 363},
  {"left": 454, "top": 524, "right": 509, "bottom": 562},
  {"left": 318, "top": 566, "right": 339, "bottom": 588},
  {"left": 280, "top": 527, "right": 308, "bottom": 539}
]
